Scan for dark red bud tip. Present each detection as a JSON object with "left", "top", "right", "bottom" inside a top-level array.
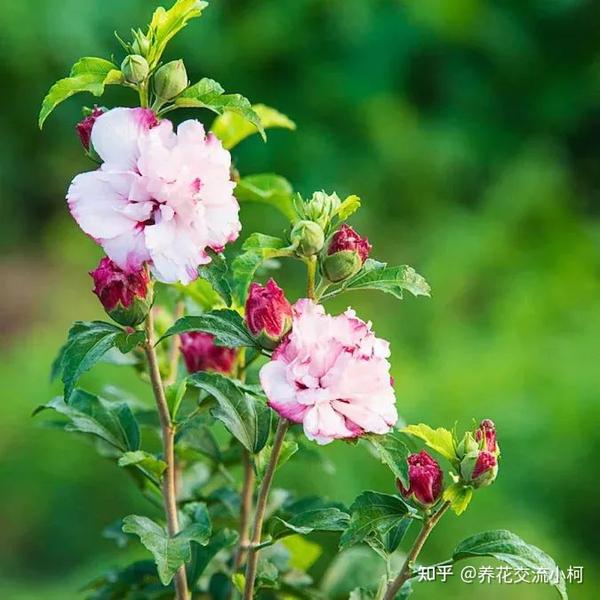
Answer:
[
  {"left": 76, "top": 107, "right": 105, "bottom": 150},
  {"left": 472, "top": 451, "right": 497, "bottom": 480},
  {"left": 397, "top": 450, "right": 443, "bottom": 507},
  {"left": 475, "top": 418, "right": 498, "bottom": 453},
  {"left": 245, "top": 278, "right": 293, "bottom": 350},
  {"left": 90, "top": 257, "right": 152, "bottom": 327},
  {"left": 327, "top": 224, "right": 372, "bottom": 263},
  {"left": 180, "top": 332, "right": 236, "bottom": 374}
]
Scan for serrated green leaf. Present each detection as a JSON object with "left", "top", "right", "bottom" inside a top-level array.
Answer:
[
  {"left": 212, "top": 103, "right": 296, "bottom": 149},
  {"left": 34, "top": 390, "right": 140, "bottom": 452},
  {"left": 235, "top": 173, "right": 296, "bottom": 221},
  {"left": 231, "top": 233, "right": 293, "bottom": 303},
  {"left": 384, "top": 517, "right": 412, "bottom": 554},
  {"left": 366, "top": 432, "right": 410, "bottom": 489},
  {"left": 123, "top": 509, "right": 211, "bottom": 586},
  {"left": 187, "top": 371, "right": 271, "bottom": 453},
  {"left": 453, "top": 530, "right": 568, "bottom": 599},
  {"left": 160, "top": 309, "right": 255, "bottom": 348},
  {"left": 340, "top": 491, "right": 415, "bottom": 558},
  {"left": 198, "top": 252, "right": 232, "bottom": 307},
  {"left": 52, "top": 321, "right": 137, "bottom": 401},
  {"left": 402, "top": 423, "right": 457, "bottom": 462},
  {"left": 146, "top": 0, "right": 208, "bottom": 67},
  {"left": 39, "top": 57, "right": 122, "bottom": 128},
  {"left": 443, "top": 482, "right": 473, "bottom": 516},
  {"left": 118, "top": 450, "right": 167, "bottom": 482},
  {"left": 333, "top": 260, "right": 430, "bottom": 301},
  {"left": 175, "top": 78, "right": 264, "bottom": 139},
  {"left": 271, "top": 507, "right": 350, "bottom": 539}
]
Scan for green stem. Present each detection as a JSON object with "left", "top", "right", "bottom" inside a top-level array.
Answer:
[
  {"left": 382, "top": 502, "right": 450, "bottom": 600},
  {"left": 306, "top": 256, "right": 317, "bottom": 300},
  {"left": 138, "top": 81, "right": 150, "bottom": 108},
  {"left": 315, "top": 278, "right": 330, "bottom": 301},
  {"left": 144, "top": 311, "right": 190, "bottom": 600},
  {"left": 242, "top": 419, "right": 289, "bottom": 600}
]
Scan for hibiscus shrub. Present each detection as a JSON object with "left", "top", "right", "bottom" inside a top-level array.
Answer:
[{"left": 36, "top": 2, "right": 568, "bottom": 599}]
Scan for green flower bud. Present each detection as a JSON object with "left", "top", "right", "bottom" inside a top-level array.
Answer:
[
  {"left": 131, "top": 29, "right": 151, "bottom": 57},
  {"left": 290, "top": 220, "right": 325, "bottom": 257},
  {"left": 456, "top": 431, "right": 480, "bottom": 459},
  {"left": 298, "top": 191, "right": 341, "bottom": 229},
  {"left": 121, "top": 54, "right": 149, "bottom": 84},
  {"left": 153, "top": 60, "right": 188, "bottom": 100},
  {"left": 321, "top": 224, "right": 372, "bottom": 283}
]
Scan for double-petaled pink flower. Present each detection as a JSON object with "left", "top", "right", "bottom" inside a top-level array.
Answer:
[
  {"left": 67, "top": 107, "right": 240, "bottom": 284},
  {"left": 259, "top": 299, "right": 397, "bottom": 444}
]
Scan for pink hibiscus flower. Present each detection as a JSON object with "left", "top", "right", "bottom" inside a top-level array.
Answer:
[
  {"left": 260, "top": 299, "right": 397, "bottom": 444},
  {"left": 67, "top": 107, "right": 240, "bottom": 284}
]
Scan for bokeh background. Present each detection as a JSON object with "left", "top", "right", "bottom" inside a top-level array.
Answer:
[{"left": 0, "top": 0, "right": 598, "bottom": 598}]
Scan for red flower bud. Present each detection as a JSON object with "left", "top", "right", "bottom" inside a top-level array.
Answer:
[
  {"left": 245, "top": 279, "right": 293, "bottom": 350},
  {"left": 322, "top": 224, "right": 372, "bottom": 283},
  {"left": 397, "top": 450, "right": 443, "bottom": 507},
  {"left": 475, "top": 419, "right": 497, "bottom": 454},
  {"left": 76, "top": 107, "right": 105, "bottom": 150},
  {"left": 180, "top": 332, "right": 236, "bottom": 374},
  {"left": 90, "top": 257, "right": 152, "bottom": 327}
]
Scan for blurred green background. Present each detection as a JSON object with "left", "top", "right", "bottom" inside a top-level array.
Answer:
[{"left": 0, "top": 0, "right": 598, "bottom": 598}]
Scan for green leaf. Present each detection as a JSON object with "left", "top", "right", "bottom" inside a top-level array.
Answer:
[
  {"left": 188, "top": 529, "right": 238, "bottom": 586},
  {"left": 335, "top": 194, "right": 361, "bottom": 221},
  {"left": 401, "top": 424, "right": 457, "bottom": 462},
  {"left": 271, "top": 507, "right": 350, "bottom": 539},
  {"left": 334, "top": 260, "right": 431, "bottom": 301},
  {"left": 160, "top": 309, "right": 256, "bottom": 348},
  {"left": 122, "top": 511, "right": 211, "bottom": 585},
  {"left": 212, "top": 103, "right": 296, "bottom": 149},
  {"left": 281, "top": 535, "right": 323, "bottom": 572},
  {"left": 443, "top": 482, "right": 473, "bottom": 516},
  {"left": 175, "top": 78, "right": 264, "bottom": 139},
  {"left": 53, "top": 321, "right": 137, "bottom": 401},
  {"left": 198, "top": 252, "right": 232, "bottom": 307},
  {"left": 187, "top": 371, "right": 271, "bottom": 453},
  {"left": 453, "top": 530, "right": 568, "bottom": 599},
  {"left": 39, "top": 57, "right": 122, "bottom": 128},
  {"left": 366, "top": 432, "right": 410, "bottom": 489},
  {"left": 321, "top": 547, "right": 387, "bottom": 599},
  {"left": 231, "top": 233, "right": 293, "bottom": 303},
  {"left": 235, "top": 174, "right": 296, "bottom": 221},
  {"left": 146, "top": 0, "right": 208, "bottom": 67},
  {"left": 340, "top": 491, "right": 415, "bottom": 558},
  {"left": 118, "top": 450, "right": 167, "bottom": 482},
  {"left": 34, "top": 390, "right": 140, "bottom": 453},
  {"left": 384, "top": 517, "right": 412, "bottom": 554},
  {"left": 255, "top": 440, "right": 298, "bottom": 483}
]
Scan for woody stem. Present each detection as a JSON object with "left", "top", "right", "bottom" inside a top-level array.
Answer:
[{"left": 382, "top": 502, "right": 450, "bottom": 600}]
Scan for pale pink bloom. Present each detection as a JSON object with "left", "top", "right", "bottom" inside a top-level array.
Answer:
[
  {"left": 67, "top": 107, "right": 240, "bottom": 284},
  {"left": 260, "top": 300, "right": 397, "bottom": 444}
]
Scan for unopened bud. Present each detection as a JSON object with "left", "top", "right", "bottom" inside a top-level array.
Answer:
[
  {"left": 121, "top": 54, "right": 149, "bottom": 84},
  {"left": 131, "top": 29, "right": 151, "bottom": 57},
  {"left": 76, "top": 106, "right": 105, "bottom": 151},
  {"left": 180, "top": 332, "right": 236, "bottom": 374},
  {"left": 322, "top": 224, "right": 371, "bottom": 283},
  {"left": 475, "top": 418, "right": 498, "bottom": 454},
  {"left": 245, "top": 279, "right": 293, "bottom": 350},
  {"left": 290, "top": 220, "right": 325, "bottom": 257},
  {"left": 90, "top": 257, "right": 153, "bottom": 327},
  {"left": 153, "top": 60, "right": 188, "bottom": 100},
  {"left": 396, "top": 451, "right": 443, "bottom": 508},
  {"left": 461, "top": 450, "right": 498, "bottom": 488}
]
